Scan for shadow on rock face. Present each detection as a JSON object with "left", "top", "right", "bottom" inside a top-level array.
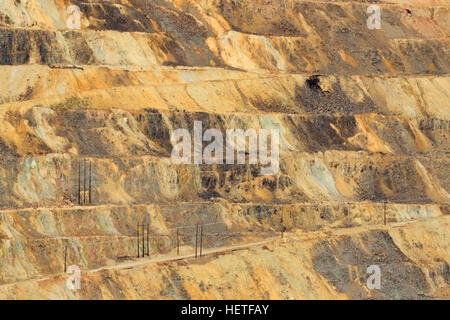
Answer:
[
  {"left": 72, "top": 0, "right": 156, "bottom": 32},
  {"left": 311, "top": 230, "right": 431, "bottom": 299},
  {"left": 296, "top": 75, "right": 378, "bottom": 115}
]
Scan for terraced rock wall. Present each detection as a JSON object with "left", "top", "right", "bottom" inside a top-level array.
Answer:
[{"left": 0, "top": 0, "right": 448, "bottom": 299}]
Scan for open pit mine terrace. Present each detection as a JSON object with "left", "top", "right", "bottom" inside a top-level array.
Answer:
[{"left": 0, "top": 0, "right": 448, "bottom": 300}]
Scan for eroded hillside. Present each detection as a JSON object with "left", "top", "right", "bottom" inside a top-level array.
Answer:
[{"left": 0, "top": 0, "right": 448, "bottom": 299}]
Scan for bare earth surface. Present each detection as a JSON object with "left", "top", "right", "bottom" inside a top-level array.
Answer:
[{"left": 0, "top": 0, "right": 448, "bottom": 299}]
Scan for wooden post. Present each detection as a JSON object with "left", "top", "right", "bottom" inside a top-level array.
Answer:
[
  {"left": 78, "top": 160, "right": 81, "bottom": 205},
  {"left": 89, "top": 161, "right": 92, "bottom": 204},
  {"left": 141, "top": 224, "right": 145, "bottom": 257},
  {"left": 199, "top": 225, "right": 203, "bottom": 257},
  {"left": 195, "top": 224, "right": 199, "bottom": 258},
  {"left": 176, "top": 228, "right": 180, "bottom": 256},
  {"left": 64, "top": 244, "right": 67, "bottom": 273},
  {"left": 146, "top": 223, "right": 149, "bottom": 257},
  {"left": 137, "top": 224, "right": 140, "bottom": 258},
  {"left": 142, "top": 224, "right": 145, "bottom": 258},
  {"left": 384, "top": 202, "right": 387, "bottom": 226},
  {"left": 83, "top": 159, "right": 87, "bottom": 204}
]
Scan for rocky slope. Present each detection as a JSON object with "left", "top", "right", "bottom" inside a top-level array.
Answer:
[
  {"left": 1, "top": 216, "right": 448, "bottom": 300},
  {"left": 0, "top": 0, "right": 448, "bottom": 299}
]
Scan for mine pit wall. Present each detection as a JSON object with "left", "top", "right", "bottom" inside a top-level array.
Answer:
[
  {"left": 1, "top": 107, "right": 450, "bottom": 158},
  {"left": 1, "top": 67, "right": 449, "bottom": 120},
  {"left": 0, "top": 0, "right": 449, "bottom": 74},
  {"left": 0, "top": 202, "right": 448, "bottom": 286},
  {"left": 0, "top": 107, "right": 449, "bottom": 207},
  {"left": 0, "top": 152, "right": 449, "bottom": 208},
  {"left": 0, "top": 27, "right": 448, "bottom": 73},
  {"left": 0, "top": 77, "right": 449, "bottom": 286},
  {"left": 0, "top": 216, "right": 448, "bottom": 300},
  {"left": 0, "top": 0, "right": 448, "bottom": 299}
]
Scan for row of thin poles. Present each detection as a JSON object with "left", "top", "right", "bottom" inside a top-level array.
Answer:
[
  {"left": 64, "top": 244, "right": 67, "bottom": 272},
  {"left": 137, "top": 223, "right": 205, "bottom": 259},
  {"left": 195, "top": 224, "right": 203, "bottom": 258},
  {"left": 65, "top": 201, "right": 390, "bottom": 269},
  {"left": 137, "top": 223, "right": 150, "bottom": 258},
  {"left": 176, "top": 224, "right": 281, "bottom": 259},
  {"left": 78, "top": 159, "right": 92, "bottom": 205},
  {"left": 175, "top": 224, "right": 204, "bottom": 258}
]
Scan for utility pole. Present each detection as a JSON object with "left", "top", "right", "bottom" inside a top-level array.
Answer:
[
  {"left": 78, "top": 160, "right": 81, "bottom": 205},
  {"left": 64, "top": 244, "right": 67, "bottom": 273},
  {"left": 89, "top": 160, "right": 92, "bottom": 204},
  {"left": 199, "top": 225, "right": 203, "bottom": 257},
  {"left": 195, "top": 224, "right": 199, "bottom": 258},
  {"left": 176, "top": 228, "right": 180, "bottom": 256},
  {"left": 83, "top": 159, "right": 86, "bottom": 204},
  {"left": 146, "top": 223, "right": 149, "bottom": 257},
  {"left": 137, "top": 224, "right": 140, "bottom": 258},
  {"left": 142, "top": 224, "right": 145, "bottom": 258}
]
